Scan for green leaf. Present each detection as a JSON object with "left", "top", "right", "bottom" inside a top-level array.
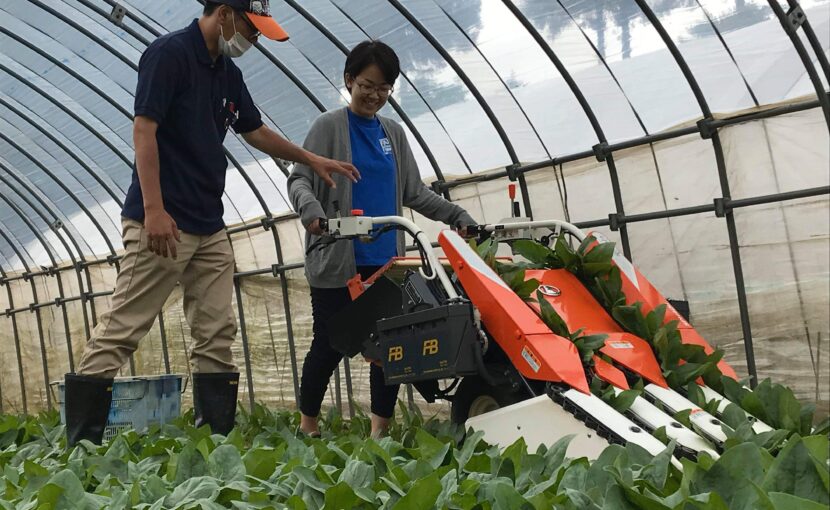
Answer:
[
  {"left": 208, "top": 444, "right": 246, "bottom": 482},
  {"left": 37, "top": 469, "right": 104, "bottom": 510},
  {"left": 324, "top": 481, "right": 360, "bottom": 509},
  {"left": 414, "top": 428, "right": 451, "bottom": 470},
  {"left": 768, "top": 492, "right": 830, "bottom": 510},
  {"left": 607, "top": 389, "right": 641, "bottom": 414},
  {"left": 536, "top": 289, "right": 570, "bottom": 338},
  {"left": 762, "top": 435, "right": 829, "bottom": 505},
  {"left": 573, "top": 334, "right": 608, "bottom": 363},
  {"left": 390, "top": 471, "right": 441, "bottom": 509},
  {"left": 512, "top": 240, "right": 554, "bottom": 266},
  {"left": 612, "top": 303, "right": 650, "bottom": 340},
  {"left": 554, "top": 235, "right": 580, "bottom": 270},
  {"left": 294, "top": 465, "right": 332, "bottom": 493},
  {"left": 582, "top": 241, "right": 616, "bottom": 265},
  {"left": 514, "top": 278, "right": 541, "bottom": 300},
  {"left": 164, "top": 476, "right": 221, "bottom": 507},
  {"left": 243, "top": 447, "right": 278, "bottom": 480},
  {"left": 693, "top": 442, "right": 768, "bottom": 510}
]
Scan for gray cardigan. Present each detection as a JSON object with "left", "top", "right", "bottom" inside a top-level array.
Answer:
[{"left": 287, "top": 107, "right": 476, "bottom": 288}]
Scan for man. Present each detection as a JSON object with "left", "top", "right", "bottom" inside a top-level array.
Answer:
[{"left": 64, "top": 0, "right": 359, "bottom": 446}]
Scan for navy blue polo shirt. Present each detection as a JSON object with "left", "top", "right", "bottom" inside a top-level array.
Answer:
[{"left": 123, "top": 19, "right": 263, "bottom": 235}]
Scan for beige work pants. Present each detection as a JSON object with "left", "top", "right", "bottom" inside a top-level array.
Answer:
[{"left": 77, "top": 218, "right": 237, "bottom": 378}]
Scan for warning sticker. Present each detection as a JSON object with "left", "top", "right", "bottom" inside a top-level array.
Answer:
[
  {"left": 609, "top": 341, "right": 634, "bottom": 349},
  {"left": 521, "top": 347, "right": 541, "bottom": 373}
]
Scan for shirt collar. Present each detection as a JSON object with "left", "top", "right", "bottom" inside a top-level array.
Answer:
[{"left": 188, "top": 19, "right": 226, "bottom": 70}]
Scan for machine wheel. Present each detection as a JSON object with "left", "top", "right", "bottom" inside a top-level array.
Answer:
[{"left": 451, "top": 376, "right": 528, "bottom": 424}]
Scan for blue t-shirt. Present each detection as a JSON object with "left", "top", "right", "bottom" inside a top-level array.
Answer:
[
  {"left": 348, "top": 109, "right": 397, "bottom": 266},
  {"left": 122, "top": 20, "right": 262, "bottom": 235}
]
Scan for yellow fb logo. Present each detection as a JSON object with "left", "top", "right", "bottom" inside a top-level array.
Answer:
[
  {"left": 423, "top": 339, "right": 439, "bottom": 355},
  {"left": 388, "top": 346, "right": 403, "bottom": 362}
]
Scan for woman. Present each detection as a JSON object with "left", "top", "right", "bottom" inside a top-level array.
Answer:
[{"left": 287, "top": 41, "right": 476, "bottom": 438}]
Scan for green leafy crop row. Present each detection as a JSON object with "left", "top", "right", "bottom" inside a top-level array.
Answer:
[{"left": 0, "top": 402, "right": 827, "bottom": 509}]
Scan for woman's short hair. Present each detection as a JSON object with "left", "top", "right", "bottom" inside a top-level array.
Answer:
[{"left": 344, "top": 41, "right": 400, "bottom": 88}]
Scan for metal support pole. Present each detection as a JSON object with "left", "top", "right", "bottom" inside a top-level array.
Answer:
[
  {"left": 635, "top": 0, "right": 758, "bottom": 385},
  {"left": 334, "top": 365, "right": 343, "bottom": 416},
  {"left": 1, "top": 272, "right": 27, "bottom": 414},
  {"left": 233, "top": 277, "right": 256, "bottom": 412},
  {"left": 342, "top": 358, "right": 354, "bottom": 418}
]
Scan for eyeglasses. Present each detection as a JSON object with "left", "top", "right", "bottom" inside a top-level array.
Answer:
[
  {"left": 235, "top": 10, "right": 260, "bottom": 39},
  {"left": 354, "top": 80, "right": 394, "bottom": 98}
]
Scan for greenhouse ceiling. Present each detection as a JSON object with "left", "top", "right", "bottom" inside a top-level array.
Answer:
[{"left": 0, "top": 0, "right": 828, "bottom": 271}]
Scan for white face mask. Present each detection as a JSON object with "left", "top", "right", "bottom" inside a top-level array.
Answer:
[{"left": 218, "top": 15, "right": 252, "bottom": 58}]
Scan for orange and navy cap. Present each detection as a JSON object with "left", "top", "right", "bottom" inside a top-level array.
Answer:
[{"left": 215, "top": 0, "right": 289, "bottom": 41}]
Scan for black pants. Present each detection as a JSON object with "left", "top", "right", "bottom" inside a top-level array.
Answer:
[{"left": 299, "top": 266, "right": 401, "bottom": 419}]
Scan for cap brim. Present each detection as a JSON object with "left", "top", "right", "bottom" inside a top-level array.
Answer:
[{"left": 248, "top": 13, "right": 289, "bottom": 41}]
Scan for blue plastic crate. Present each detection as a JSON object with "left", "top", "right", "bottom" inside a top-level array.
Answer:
[{"left": 54, "top": 374, "right": 185, "bottom": 441}]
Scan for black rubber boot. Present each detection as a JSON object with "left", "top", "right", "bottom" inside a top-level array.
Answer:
[
  {"left": 64, "top": 373, "right": 114, "bottom": 447},
  {"left": 193, "top": 372, "right": 239, "bottom": 435}
]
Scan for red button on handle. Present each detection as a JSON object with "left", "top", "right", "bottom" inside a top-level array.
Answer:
[
  {"left": 508, "top": 184, "right": 516, "bottom": 200},
  {"left": 351, "top": 209, "right": 364, "bottom": 215}
]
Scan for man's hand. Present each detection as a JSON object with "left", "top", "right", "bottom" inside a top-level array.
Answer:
[
  {"left": 144, "top": 207, "right": 181, "bottom": 259},
  {"left": 308, "top": 154, "right": 360, "bottom": 188},
  {"left": 308, "top": 218, "right": 325, "bottom": 236}
]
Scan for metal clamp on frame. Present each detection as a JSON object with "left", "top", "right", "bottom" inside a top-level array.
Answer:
[
  {"left": 608, "top": 213, "right": 626, "bottom": 232},
  {"left": 714, "top": 197, "right": 732, "bottom": 218},
  {"left": 592, "top": 142, "right": 610, "bottom": 162},
  {"left": 697, "top": 117, "right": 717, "bottom": 140},
  {"left": 784, "top": 4, "right": 807, "bottom": 35},
  {"left": 506, "top": 163, "right": 521, "bottom": 182}
]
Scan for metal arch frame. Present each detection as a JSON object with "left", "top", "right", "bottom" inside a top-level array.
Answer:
[
  {"left": 0, "top": 131, "right": 121, "bottom": 267},
  {"left": 768, "top": 0, "right": 830, "bottom": 130},
  {"left": 0, "top": 95, "right": 127, "bottom": 205},
  {"left": 0, "top": 95, "right": 123, "bottom": 323},
  {"left": 385, "top": 0, "right": 534, "bottom": 219},
  {"left": 0, "top": 60, "right": 134, "bottom": 169},
  {"left": 555, "top": 0, "right": 651, "bottom": 137},
  {"left": 551, "top": 0, "right": 689, "bottom": 297},
  {"left": 500, "top": 0, "right": 632, "bottom": 259},
  {"left": 0, "top": 172, "right": 85, "bottom": 373},
  {"left": 692, "top": 0, "right": 761, "bottom": 109},
  {"left": 0, "top": 162, "right": 93, "bottom": 353},
  {"left": 327, "top": 0, "right": 474, "bottom": 185},
  {"left": 0, "top": 194, "right": 65, "bottom": 409},
  {"left": 434, "top": 2, "right": 553, "bottom": 163},
  {"left": 281, "top": 0, "right": 456, "bottom": 186}
]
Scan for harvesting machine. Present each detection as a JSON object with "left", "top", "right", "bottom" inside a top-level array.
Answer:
[{"left": 319, "top": 190, "right": 771, "bottom": 464}]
